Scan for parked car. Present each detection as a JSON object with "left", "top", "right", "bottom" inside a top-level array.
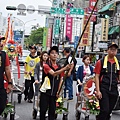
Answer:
[{"left": 18, "top": 50, "right": 30, "bottom": 65}]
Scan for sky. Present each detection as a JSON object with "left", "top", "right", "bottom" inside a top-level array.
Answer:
[{"left": 0, "top": 0, "right": 52, "bottom": 34}]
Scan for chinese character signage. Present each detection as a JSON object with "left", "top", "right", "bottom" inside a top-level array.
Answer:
[
  {"left": 54, "top": 19, "right": 60, "bottom": 38},
  {"left": 47, "top": 28, "right": 52, "bottom": 48},
  {"left": 81, "top": 15, "right": 90, "bottom": 46},
  {"left": 65, "top": 9, "right": 73, "bottom": 42},
  {"left": 101, "top": 18, "right": 109, "bottom": 41}
]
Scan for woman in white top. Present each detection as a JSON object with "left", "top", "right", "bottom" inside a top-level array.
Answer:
[{"left": 76, "top": 55, "right": 94, "bottom": 110}]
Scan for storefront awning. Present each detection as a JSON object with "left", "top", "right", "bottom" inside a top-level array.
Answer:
[
  {"left": 108, "top": 26, "right": 120, "bottom": 35},
  {"left": 98, "top": 3, "right": 115, "bottom": 13}
]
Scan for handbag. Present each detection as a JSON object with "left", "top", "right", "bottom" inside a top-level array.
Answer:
[{"left": 40, "top": 76, "right": 51, "bottom": 93}]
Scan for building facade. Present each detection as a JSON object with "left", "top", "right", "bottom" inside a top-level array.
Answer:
[{"left": 0, "top": 13, "right": 7, "bottom": 36}]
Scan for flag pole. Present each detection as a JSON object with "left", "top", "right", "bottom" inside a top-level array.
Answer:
[{"left": 58, "top": 0, "right": 100, "bottom": 95}]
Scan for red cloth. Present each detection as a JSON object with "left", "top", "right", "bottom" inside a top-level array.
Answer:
[{"left": 16, "top": 56, "right": 20, "bottom": 79}]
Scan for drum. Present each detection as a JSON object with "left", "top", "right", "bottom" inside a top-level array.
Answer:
[{"left": 83, "top": 78, "right": 96, "bottom": 99}]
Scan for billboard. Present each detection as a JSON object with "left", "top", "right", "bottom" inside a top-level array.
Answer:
[{"left": 13, "top": 30, "right": 23, "bottom": 43}]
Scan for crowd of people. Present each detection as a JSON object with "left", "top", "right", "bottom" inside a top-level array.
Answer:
[{"left": 0, "top": 36, "right": 120, "bottom": 120}]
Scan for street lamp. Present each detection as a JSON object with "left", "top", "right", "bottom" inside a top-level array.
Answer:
[{"left": 13, "top": 17, "right": 36, "bottom": 48}]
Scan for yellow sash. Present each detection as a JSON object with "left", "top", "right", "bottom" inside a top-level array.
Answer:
[{"left": 103, "top": 55, "right": 119, "bottom": 70}]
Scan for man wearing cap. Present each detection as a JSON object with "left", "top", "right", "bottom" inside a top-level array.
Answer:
[
  {"left": 0, "top": 36, "right": 12, "bottom": 115},
  {"left": 24, "top": 45, "right": 40, "bottom": 103},
  {"left": 40, "top": 46, "right": 71, "bottom": 120},
  {"left": 63, "top": 47, "right": 74, "bottom": 100},
  {"left": 94, "top": 42, "right": 120, "bottom": 120}
]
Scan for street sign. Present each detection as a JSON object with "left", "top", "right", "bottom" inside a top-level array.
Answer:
[
  {"left": 50, "top": 7, "right": 84, "bottom": 18},
  {"left": 54, "top": 19, "right": 60, "bottom": 38},
  {"left": 50, "top": 7, "right": 65, "bottom": 14},
  {"left": 70, "top": 8, "right": 84, "bottom": 18},
  {"left": 70, "top": 8, "right": 84, "bottom": 15}
]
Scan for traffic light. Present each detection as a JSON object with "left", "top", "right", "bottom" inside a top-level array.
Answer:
[
  {"left": 98, "top": 14, "right": 109, "bottom": 19},
  {"left": 6, "top": 6, "right": 17, "bottom": 10}
]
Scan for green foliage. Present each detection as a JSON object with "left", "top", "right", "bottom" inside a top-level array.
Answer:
[
  {"left": 2, "top": 103, "right": 14, "bottom": 117},
  {"left": 56, "top": 97, "right": 68, "bottom": 114},
  {"left": 26, "top": 27, "right": 44, "bottom": 46},
  {"left": 86, "top": 96, "right": 100, "bottom": 115}
]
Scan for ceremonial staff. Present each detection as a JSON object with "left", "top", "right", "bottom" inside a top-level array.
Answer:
[{"left": 58, "top": 0, "right": 100, "bottom": 95}]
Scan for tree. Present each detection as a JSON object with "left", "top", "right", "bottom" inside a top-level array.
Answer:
[{"left": 28, "top": 27, "right": 44, "bottom": 45}]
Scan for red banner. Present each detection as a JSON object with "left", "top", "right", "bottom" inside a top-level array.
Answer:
[
  {"left": 16, "top": 56, "right": 20, "bottom": 79},
  {"left": 46, "top": 28, "right": 52, "bottom": 47},
  {"left": 89, "top": 0, "right": 97, "bottom": 11},
  {"left": 65, "top": 9, "right": 73, "bottom": 42}
]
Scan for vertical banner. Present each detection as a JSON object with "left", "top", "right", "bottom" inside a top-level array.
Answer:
[
  {"left": 6, "top": 14, "right": 13, "bottom": 43},
  {"left": 74, "top": 36, "right": 79, "bottom": 49},
  {"left": 81, "top": 15, "right": 90, "bottom": 46},
  {"left": 101, "top": 18, "right": 109, "bottom": 41},
  {"left": 42, "top": 27, "right": 48, "bottom": 50},
  {"left": 54, "top": 19, "right": 60, "bottom": 38},
  {"left": 65, "top": 9, "right": 73, "bottom": 42},
  {"left": 46, "top": 28, "right": 52, "bottom": 48},
  {"left": 94, "top": 23, "right": 102, "bottom": 51}
]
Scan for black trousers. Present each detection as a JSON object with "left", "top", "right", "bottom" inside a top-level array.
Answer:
[
  {"left": 98, "top": 87, "right": 118, "bottom": 120},
  {"left": 0, "top": 89, "right": 7, "bottom": 115},
  {"left": 40, "top": 92, "right": 56, "bottom": 120},
  {"left": 24, "top": 76, "right": 35, "bottom": 100}
]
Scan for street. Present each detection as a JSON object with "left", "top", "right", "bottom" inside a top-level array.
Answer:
[{"left": 1, "top": 63, "right": 120, "bottom": 120}]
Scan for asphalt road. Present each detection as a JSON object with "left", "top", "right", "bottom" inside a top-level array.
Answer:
[{"left": 0, "top": 62, "right": 120, "bottom": 120}]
